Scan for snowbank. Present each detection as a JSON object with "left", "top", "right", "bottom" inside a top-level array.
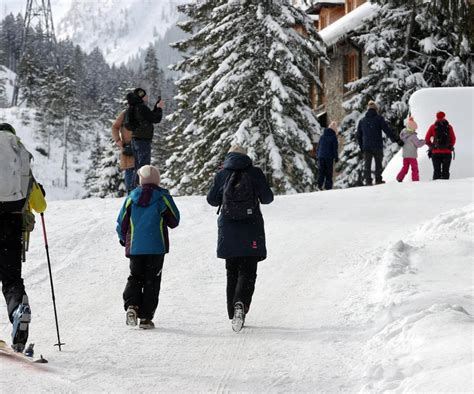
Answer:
[
  {"left": 383, "top": 87, "right": 474, "bottom": 182},
  {"left": 361, "top": 203, "right": 473, "bottom": 392}
]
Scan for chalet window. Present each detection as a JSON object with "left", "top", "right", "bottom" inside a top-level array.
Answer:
[
  {"left": 343, "top": 52, "right": 359, "bottom": 93},
  {"left": 346, "top": 0, "right": 355, "bottom": 13}
]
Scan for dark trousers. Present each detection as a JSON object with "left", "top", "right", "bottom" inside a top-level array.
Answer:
[
  {"left": 432, "top": 153, "right": 452, "bottom": 180},
  {"left": 0, "top": 214, "right": 26, "bottom": 323},
  {"left": 131, "top": 138, "right": 152, "bottom": 186},
  {"left": 364, "top": 149, "right": 384, "bottom": 184},
  {"left": 225, "top": 257, "right": 258, "bottom": 319},
  {"left": 123, "top": 254, "right": 164, "bottom": 320},
  {"left": 317, "top": 158, "right": 334, "bottom": 190}
]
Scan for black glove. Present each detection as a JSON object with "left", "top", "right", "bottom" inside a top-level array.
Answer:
[
  {"left": 448, "top": 145, "right": 454, "bottom": 151},
  {"left": 427, "top": 149, "right": 432, "bottom": 159},
  {"left": 119, "top": 239, "right": 125, "bottom": 247},
  {"left": 397, "top": 139, "right": 404, "bottom": 147},
  {"left": 38, "top": 183, "right": 46, "bottom": 197}
]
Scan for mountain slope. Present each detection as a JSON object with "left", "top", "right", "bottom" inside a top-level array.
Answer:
[
  {"left": 56, "top": 0, "right": 186, "bottom": 65},
  {"left": 0, "top": 180, "right": 472, "bottom": 391}
]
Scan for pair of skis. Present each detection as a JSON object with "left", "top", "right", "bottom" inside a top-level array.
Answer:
[{"left": 0, "top": 340, "right": 48, "bottom": 364}]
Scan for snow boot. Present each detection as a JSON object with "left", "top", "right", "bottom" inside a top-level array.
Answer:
[
  {"left": 126, "top": 305, "right": 138, "bottom": 326},
  {"left": 232, "top": 301, "right": 245, "bottom": 333},
  {"left": 139, "top": 319, "right": 155, "bottom": 329},
  {"left": 11, "top": 295, "right": 31, "bottom": 352}
]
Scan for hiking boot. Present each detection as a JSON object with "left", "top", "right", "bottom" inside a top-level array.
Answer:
[
  {"left": 139, "top": 319, "right": 155, "bottom": 329},
  {"left": 232, "top": 301, "right": 245, "bottom": 332},
  {"left": 11, "top": 295, "right": 31, "bottom": 352},
  {"left": 375, "top": 180, "right": 386, "bottom": 185},
  {"left": 126, "top": 305, "right": 138, "bottom": 326}
]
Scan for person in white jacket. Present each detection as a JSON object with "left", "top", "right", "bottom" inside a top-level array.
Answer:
[{"left": 396, "top": 116, "right": 425, "bottom": 182}]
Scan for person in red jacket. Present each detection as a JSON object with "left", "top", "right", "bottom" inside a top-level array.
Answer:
[{"left": 425, "top": 111, "right": 456, "bottom": 180}]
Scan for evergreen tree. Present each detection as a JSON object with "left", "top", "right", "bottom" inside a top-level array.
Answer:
[
  {"left": 335, "top": 0, "right": 472, "bottom": 188},
  {"left": 91, "top": 138, "right": 126, "bottom": 198},
  {"left": 143, "top": 44, "right": 164, "bottom": 101},
  {"left": 164, "top": 0, "right": 327, "bottom": 195},
  {"left": 83, "top": 132, "right": 104, "bottom": 197}
]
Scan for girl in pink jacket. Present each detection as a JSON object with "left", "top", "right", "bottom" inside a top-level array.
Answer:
[{"left": 397, "top": 116, "right": 425, "bottom": 182}]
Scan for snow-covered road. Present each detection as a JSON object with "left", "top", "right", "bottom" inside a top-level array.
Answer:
[{"left": 1, "top": 179, "right": 472, "bottom": 392}]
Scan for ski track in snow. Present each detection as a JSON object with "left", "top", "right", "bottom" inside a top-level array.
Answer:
[{"left": 0, "top": 179, "right": 473, "bottom": 392}]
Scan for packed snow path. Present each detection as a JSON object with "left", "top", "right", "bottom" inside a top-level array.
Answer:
[{"left": 1, "top": 179, "right": 472, "bottom": 392}]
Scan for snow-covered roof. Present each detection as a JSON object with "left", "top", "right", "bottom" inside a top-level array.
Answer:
[
  {"left": 318, "top": 2, "right": 379, "bottom": 47},
  {"left": 306, "top": 1, "right": 345, "bottom": 14}
]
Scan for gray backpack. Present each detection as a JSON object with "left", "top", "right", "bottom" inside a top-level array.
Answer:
[{"left": 0, "top": 131, "right": 32, "bottom": 213}]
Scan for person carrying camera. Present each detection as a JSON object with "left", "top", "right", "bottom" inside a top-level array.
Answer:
[{"left": 124, "top": 88, "right": 164, "bottom": 186}]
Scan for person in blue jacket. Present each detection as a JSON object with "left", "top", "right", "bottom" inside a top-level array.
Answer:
[
  {"left": 317, "top": 121, "right": 339, "bottom": 190},
  {"left": 207, "top": 145, "right": 273, "bottom": 330},
  {"left": 117, "top": 165, "right": 180, "bottom": 329},
  {"left": 357, "top": 101, "right": 403, "bottom": 185}
]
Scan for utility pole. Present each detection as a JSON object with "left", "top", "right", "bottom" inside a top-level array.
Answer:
[{"left": 11, "top": 0, "right": 59, "bottom": 106}]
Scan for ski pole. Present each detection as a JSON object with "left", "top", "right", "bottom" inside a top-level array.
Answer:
[{"left": 40, "top": 213, "right": 65, "bottom": 351}]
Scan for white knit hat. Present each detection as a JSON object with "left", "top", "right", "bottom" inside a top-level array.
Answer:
[
  {"left": 138, "top": 165, "right": 160, "bottom": 186},
  {"left": 228, "top": 145, "right": 247, "bottom": 155}
]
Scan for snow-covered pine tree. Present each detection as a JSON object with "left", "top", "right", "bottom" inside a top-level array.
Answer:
[
  {"left": 163, "top": 0, "right": 327, "bottom": 195},
  {"left": 335, "top": 0, "right": 471, "bottom": 188},
  {"left": 143, "top": 44, "right": 164, "bottom": 101},
  {"left": 89, "top": 137, "right": 126, "bottom": 198},
  {"left": 83, "top": 132, "right": 104, "bottom": 197},
  {"left": 417, "top": 0, "right": 472, "bottom": 87}
]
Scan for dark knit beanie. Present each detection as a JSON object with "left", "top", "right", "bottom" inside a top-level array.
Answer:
[
  {"left": 133, "top": 88, "right": 147, "bottom": 98},
  {"left": 0, "top": 123, "right": 16, "bottom": 134}
]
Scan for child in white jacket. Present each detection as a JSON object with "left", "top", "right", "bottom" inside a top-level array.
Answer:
[{"left": 397, "top": 116, "right": 425, "bottom": 182}]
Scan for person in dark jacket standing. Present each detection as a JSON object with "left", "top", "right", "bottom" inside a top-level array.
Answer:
[
  {"left": 317, "top": 121, "right": 339, "bottom": 190},
  {"left": 207, "top": 145, "right": 273, "bottom": 332},
  {"left": 425, "top": 111, "right": 456, "bottom": 180},
  {"left": 357, "top": 101, "right": 403, "bottom": 185},
  {"left": 125, "top": 88, "right": 164, "bottom": 186}
]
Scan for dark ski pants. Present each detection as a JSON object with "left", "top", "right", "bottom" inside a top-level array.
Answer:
[
  {"left": 432, "top": 153, "right": 452, "bottom": 180},
  {"left": 364, "top": 149, "right": 384, "bottom": 185},
  {"left": 131, "top": 138, "right": 152, "bottom": 186},
  {"left": 317, "top": 158, "right": 334, "bottom": 190},
  {"left": 0, "top": 214, "right": 27, "bottom": 323},
  {"left": 123, "top": 254, "right": 164, "bottom": 320},
  {"left": 225, "top": 257, "right": 258, "bottom": 319}
]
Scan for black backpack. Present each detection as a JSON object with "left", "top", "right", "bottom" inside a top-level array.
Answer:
[
  {"left": 220, "top": 170, "right": 258, "bottom": 220},
  {"left": 434, "top": 120, "right": 450, "bottom": 149},
  {"left": 123, "top": 107, "right": 139, "bottom": 132}
]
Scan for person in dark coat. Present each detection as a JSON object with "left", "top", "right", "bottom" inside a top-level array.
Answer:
[
  {"left": 126, "top": 88, "right": 164, "bottom": 186},
  {"left": 425, "top": 111, "right": 456, "bottom": 180},
  {"left": 357, "top": 101, "right": 403, "bottom": 185},
  {"left": 207, "top": 145, "right": 273, "bottom": 329},
  {"left": 317, "top": 121, "right": 339, "bottom": 190}
]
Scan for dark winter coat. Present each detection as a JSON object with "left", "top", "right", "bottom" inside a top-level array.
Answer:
[
  {"left": 356, "top": 108, "right": 397, "bottom": 151},
  {"left": 317, "top": 127, "right": 339, "bottom": 160},
  {"left": 206, "top": 153, "right": 274, "bottom": 260},
  {"left": 126, "top": 93, "right": 163, "bottom": 140}
]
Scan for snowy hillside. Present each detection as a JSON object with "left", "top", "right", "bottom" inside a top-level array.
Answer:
[
  {"left": 0, "top": 107, "right": 92, "bottom": 200},
  {"left": 1, "top": 179, "right": 472, "bottom": 392},
  {"left": 0, "top": 66, "right": 16, "bottom": 104},
  {"left": 56, "top": 0, "right": 186, "bottom": 65}
]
